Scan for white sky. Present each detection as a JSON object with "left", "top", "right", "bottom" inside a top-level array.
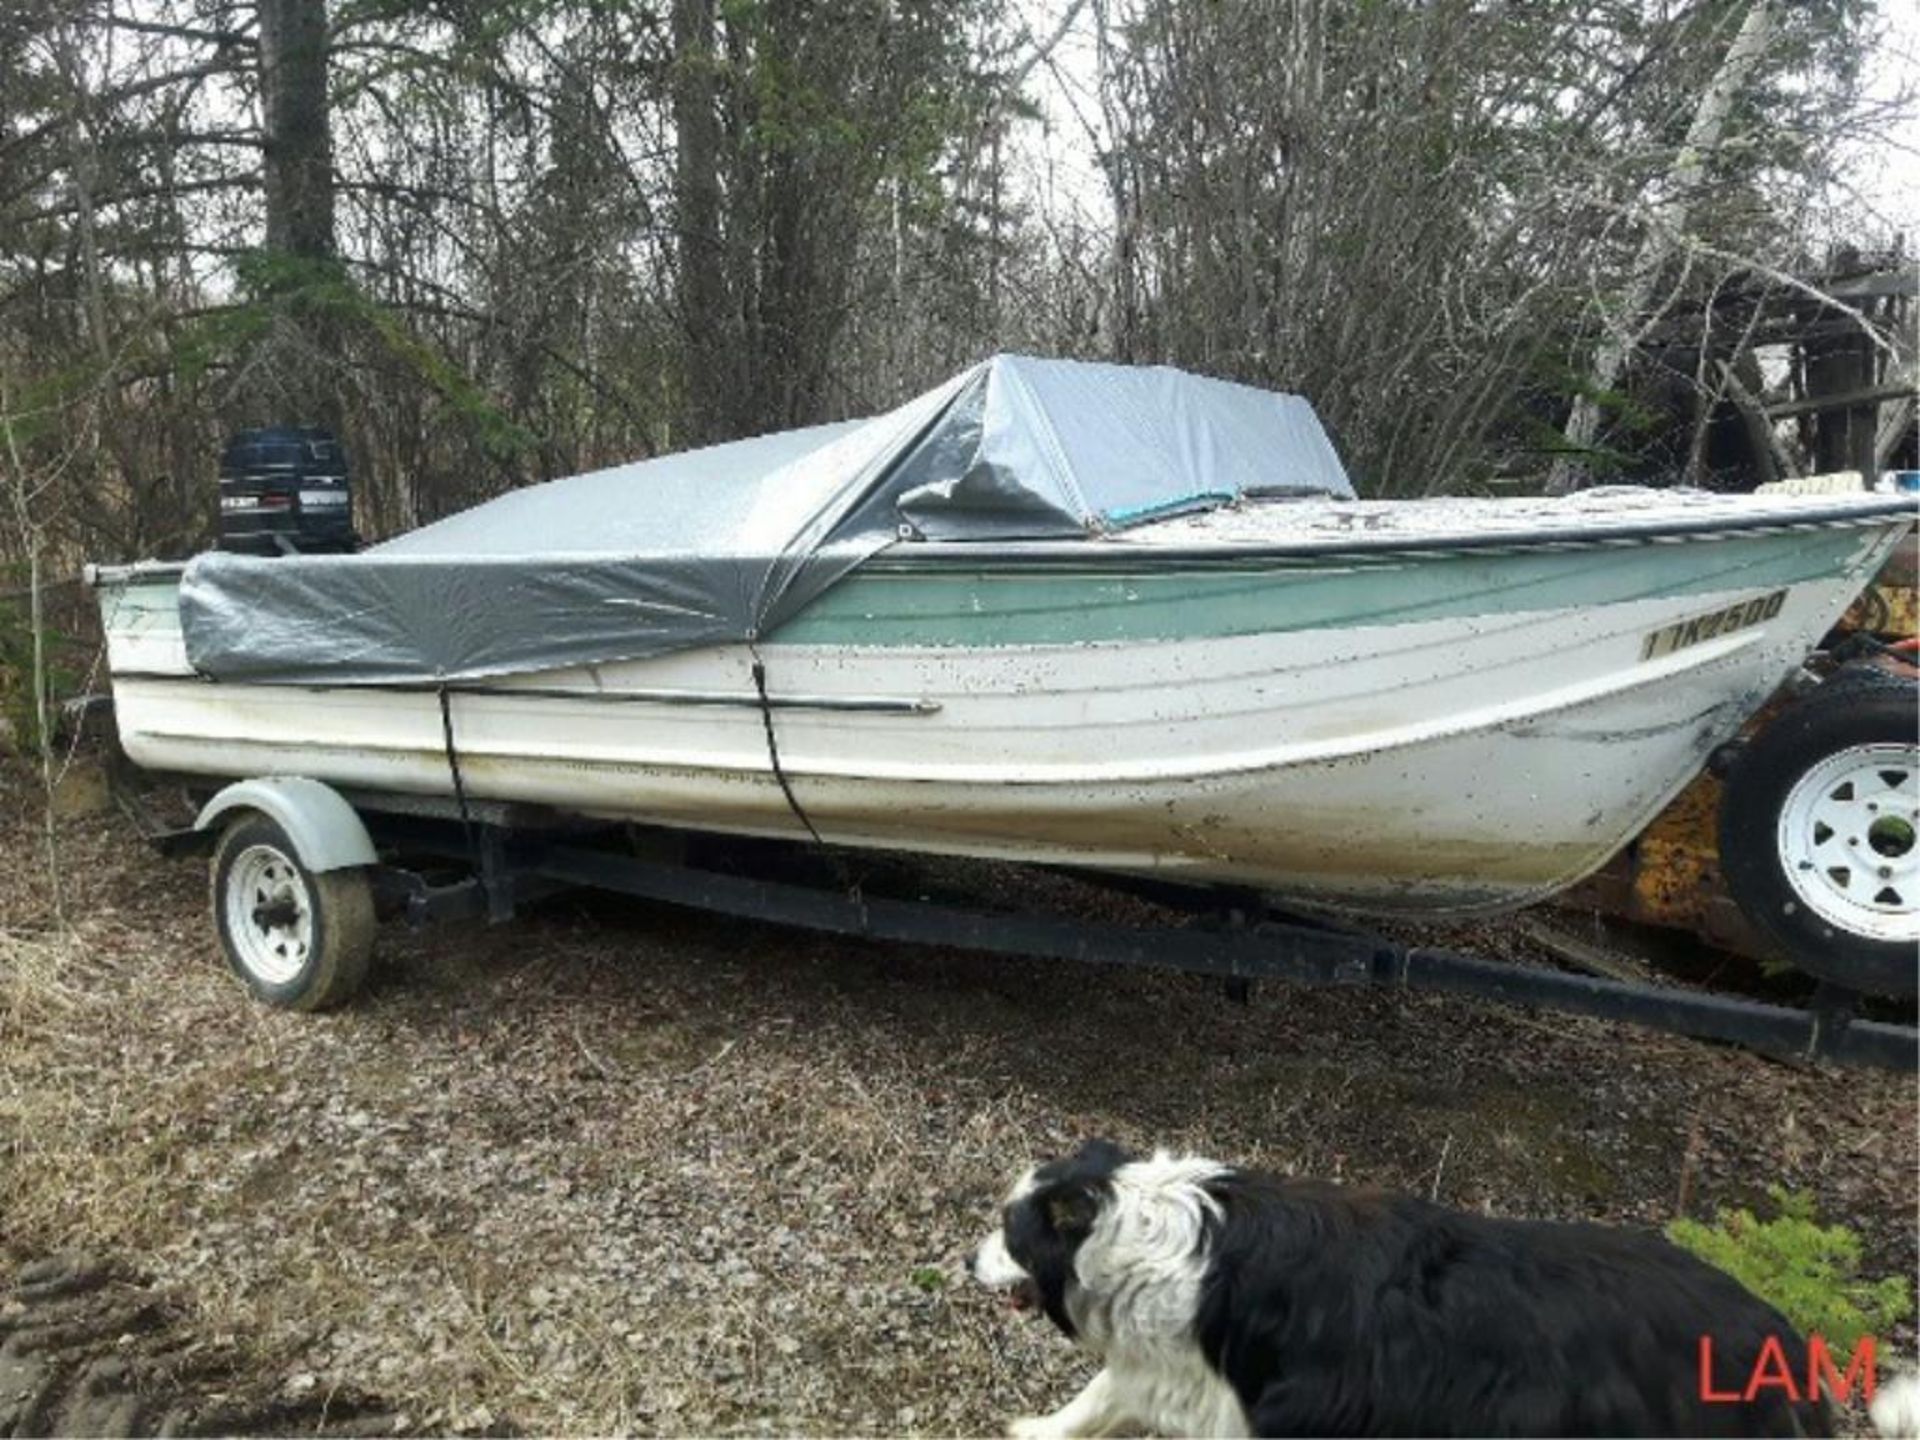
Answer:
[
  {"left": 1010, "top": 0, "right": 1920, "bottom": 254},
  {"left": 1849, "top": 2, "right": 1920, "bottom": 237}
]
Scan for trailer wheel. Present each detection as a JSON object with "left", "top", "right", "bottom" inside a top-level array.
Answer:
[
  {"left": 1720, "top": 674, "right": 1919, "bottom": 997},
  {"left": 211, "top": 814, "right": 375, "bottom": 1010}
]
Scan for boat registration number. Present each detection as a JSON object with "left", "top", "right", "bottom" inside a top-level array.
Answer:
[{"left": 1641, "top": 590, "right": 1786, "bottom": 660}]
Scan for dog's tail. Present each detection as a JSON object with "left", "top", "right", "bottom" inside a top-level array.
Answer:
[{"left": 1872, "top": 1370, "right": 1920, "bottom": 1438}]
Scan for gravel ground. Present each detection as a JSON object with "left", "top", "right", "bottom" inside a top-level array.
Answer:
[{"left": 1, "top": 758, "right": 1915, "bottom": 1436}]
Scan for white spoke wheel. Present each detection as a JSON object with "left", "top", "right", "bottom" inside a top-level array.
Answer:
[
  {"left": 1779, "top": 744, "right": 1917, "bottom": 942},
  {"left": 211, "top": 814, "right": 375, "bottom": 1010},
  {"left": 1720, "top": 670, "right": 1920, "bottom": 998}
]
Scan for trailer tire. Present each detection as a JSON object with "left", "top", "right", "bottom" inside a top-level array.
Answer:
[
  {"left": 1719, "top": 675, "right": 1919, "bottom": 998},
  {"left": 211, "top": 814, "right": 376, "bottom": 1010}
]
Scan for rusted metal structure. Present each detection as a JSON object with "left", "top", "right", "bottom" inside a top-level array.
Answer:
[{"left": 1624, "top": 244, "right": 1916, "bottom": 488}]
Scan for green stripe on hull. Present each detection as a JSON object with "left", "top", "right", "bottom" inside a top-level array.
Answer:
[{"left": 772, "top": 526, "right": 1870, "bottom": 648}]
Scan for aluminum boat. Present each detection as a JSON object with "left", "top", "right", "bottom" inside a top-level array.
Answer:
[{"left": 90, "top": 357, "right": 1916, "bottom": 916}]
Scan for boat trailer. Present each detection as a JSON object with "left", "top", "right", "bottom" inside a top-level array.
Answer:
[{"left": 150, "top": 787, "right": 1918, "bottom": 1071}]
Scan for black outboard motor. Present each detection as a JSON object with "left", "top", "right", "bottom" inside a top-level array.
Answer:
[{"left": 217, "top": 426, "right": 357, "bottom": 555}]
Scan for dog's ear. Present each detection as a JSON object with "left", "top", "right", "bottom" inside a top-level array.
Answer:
[
  {"left": 1044, "top": 1182, "right": 1101, "bottom": 1237},
  {"left": 1073, "top": 1137, "right": 1132, "bottom": 1170}
]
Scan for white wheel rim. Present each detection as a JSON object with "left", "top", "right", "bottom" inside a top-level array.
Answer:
[
  {"left": 225, "top": 844, "right": 315, "bottom": 985},
  {"left": 1778, "top": 742, "right": 1920, "bottom": 944}
]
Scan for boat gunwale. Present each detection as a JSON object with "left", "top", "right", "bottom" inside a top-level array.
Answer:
[
  {"left": 870, "top": 497, "right": 1918, "bottom": 571},
  {"left": 83, "top": 498, "right": 1916, "bottom": 590}
]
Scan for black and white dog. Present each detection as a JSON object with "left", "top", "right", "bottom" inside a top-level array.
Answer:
[{"left": 972, "top": 1140, "right": 1913, "bottom": 1438}]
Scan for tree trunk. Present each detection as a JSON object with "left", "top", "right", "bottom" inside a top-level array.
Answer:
[
  {"left": 1548, "top": 0, "right": 1773, "bottom": 493},
  {"left": 671, "top": 0, "right": 736, "bottom": 445},
  {"left": 253, "top": 0, "right": 340, "bottom": 435},
  {"left": 259, "top": 0, "right": 335, "bottom": 260}
]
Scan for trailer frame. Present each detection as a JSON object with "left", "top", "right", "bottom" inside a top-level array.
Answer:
[{"left": 149, "top": 781, "right": 1919, "bottom": 1070}]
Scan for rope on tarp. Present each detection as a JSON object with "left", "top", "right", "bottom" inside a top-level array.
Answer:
[
  {"left": 749, "top": 642, "right": 866, "bottom": 918},
  {"left": 749, "top": 647, "right": 827, "bottom": 849},
  {"left": 437, "top": 684, "right": 481, "bottom": 872}
]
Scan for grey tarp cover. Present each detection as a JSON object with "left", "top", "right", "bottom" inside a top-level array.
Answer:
[{"left": 179, "top": 354, "right": 1353, "bottom": 683}]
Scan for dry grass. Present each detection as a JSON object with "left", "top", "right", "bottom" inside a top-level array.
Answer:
[{"left": 1, "top": 757, "right": 1915, "bottom": 1435}]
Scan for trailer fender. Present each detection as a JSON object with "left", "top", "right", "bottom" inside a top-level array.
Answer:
[{"left": 194, "top": 778, "right": 377, "bottom": 873}]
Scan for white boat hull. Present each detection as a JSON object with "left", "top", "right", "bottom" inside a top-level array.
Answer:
[{"left": 95, "top": 500, "right": 1910, "bottom": 916}]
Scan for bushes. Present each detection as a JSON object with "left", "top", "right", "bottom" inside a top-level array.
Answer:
[
  {"left": 0, "top": 593, "right": 40, "bottom": 755},
  {"left": 1669, "top": 1186, "right": 1913, "bottom": 1349},
  {"left": 0, "top": 571, "right": 92, "bottom": 758}
]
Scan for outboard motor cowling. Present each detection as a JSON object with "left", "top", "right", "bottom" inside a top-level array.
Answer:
[{"left": 217, "top": 426, "right": 357, "bottom": 555}]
